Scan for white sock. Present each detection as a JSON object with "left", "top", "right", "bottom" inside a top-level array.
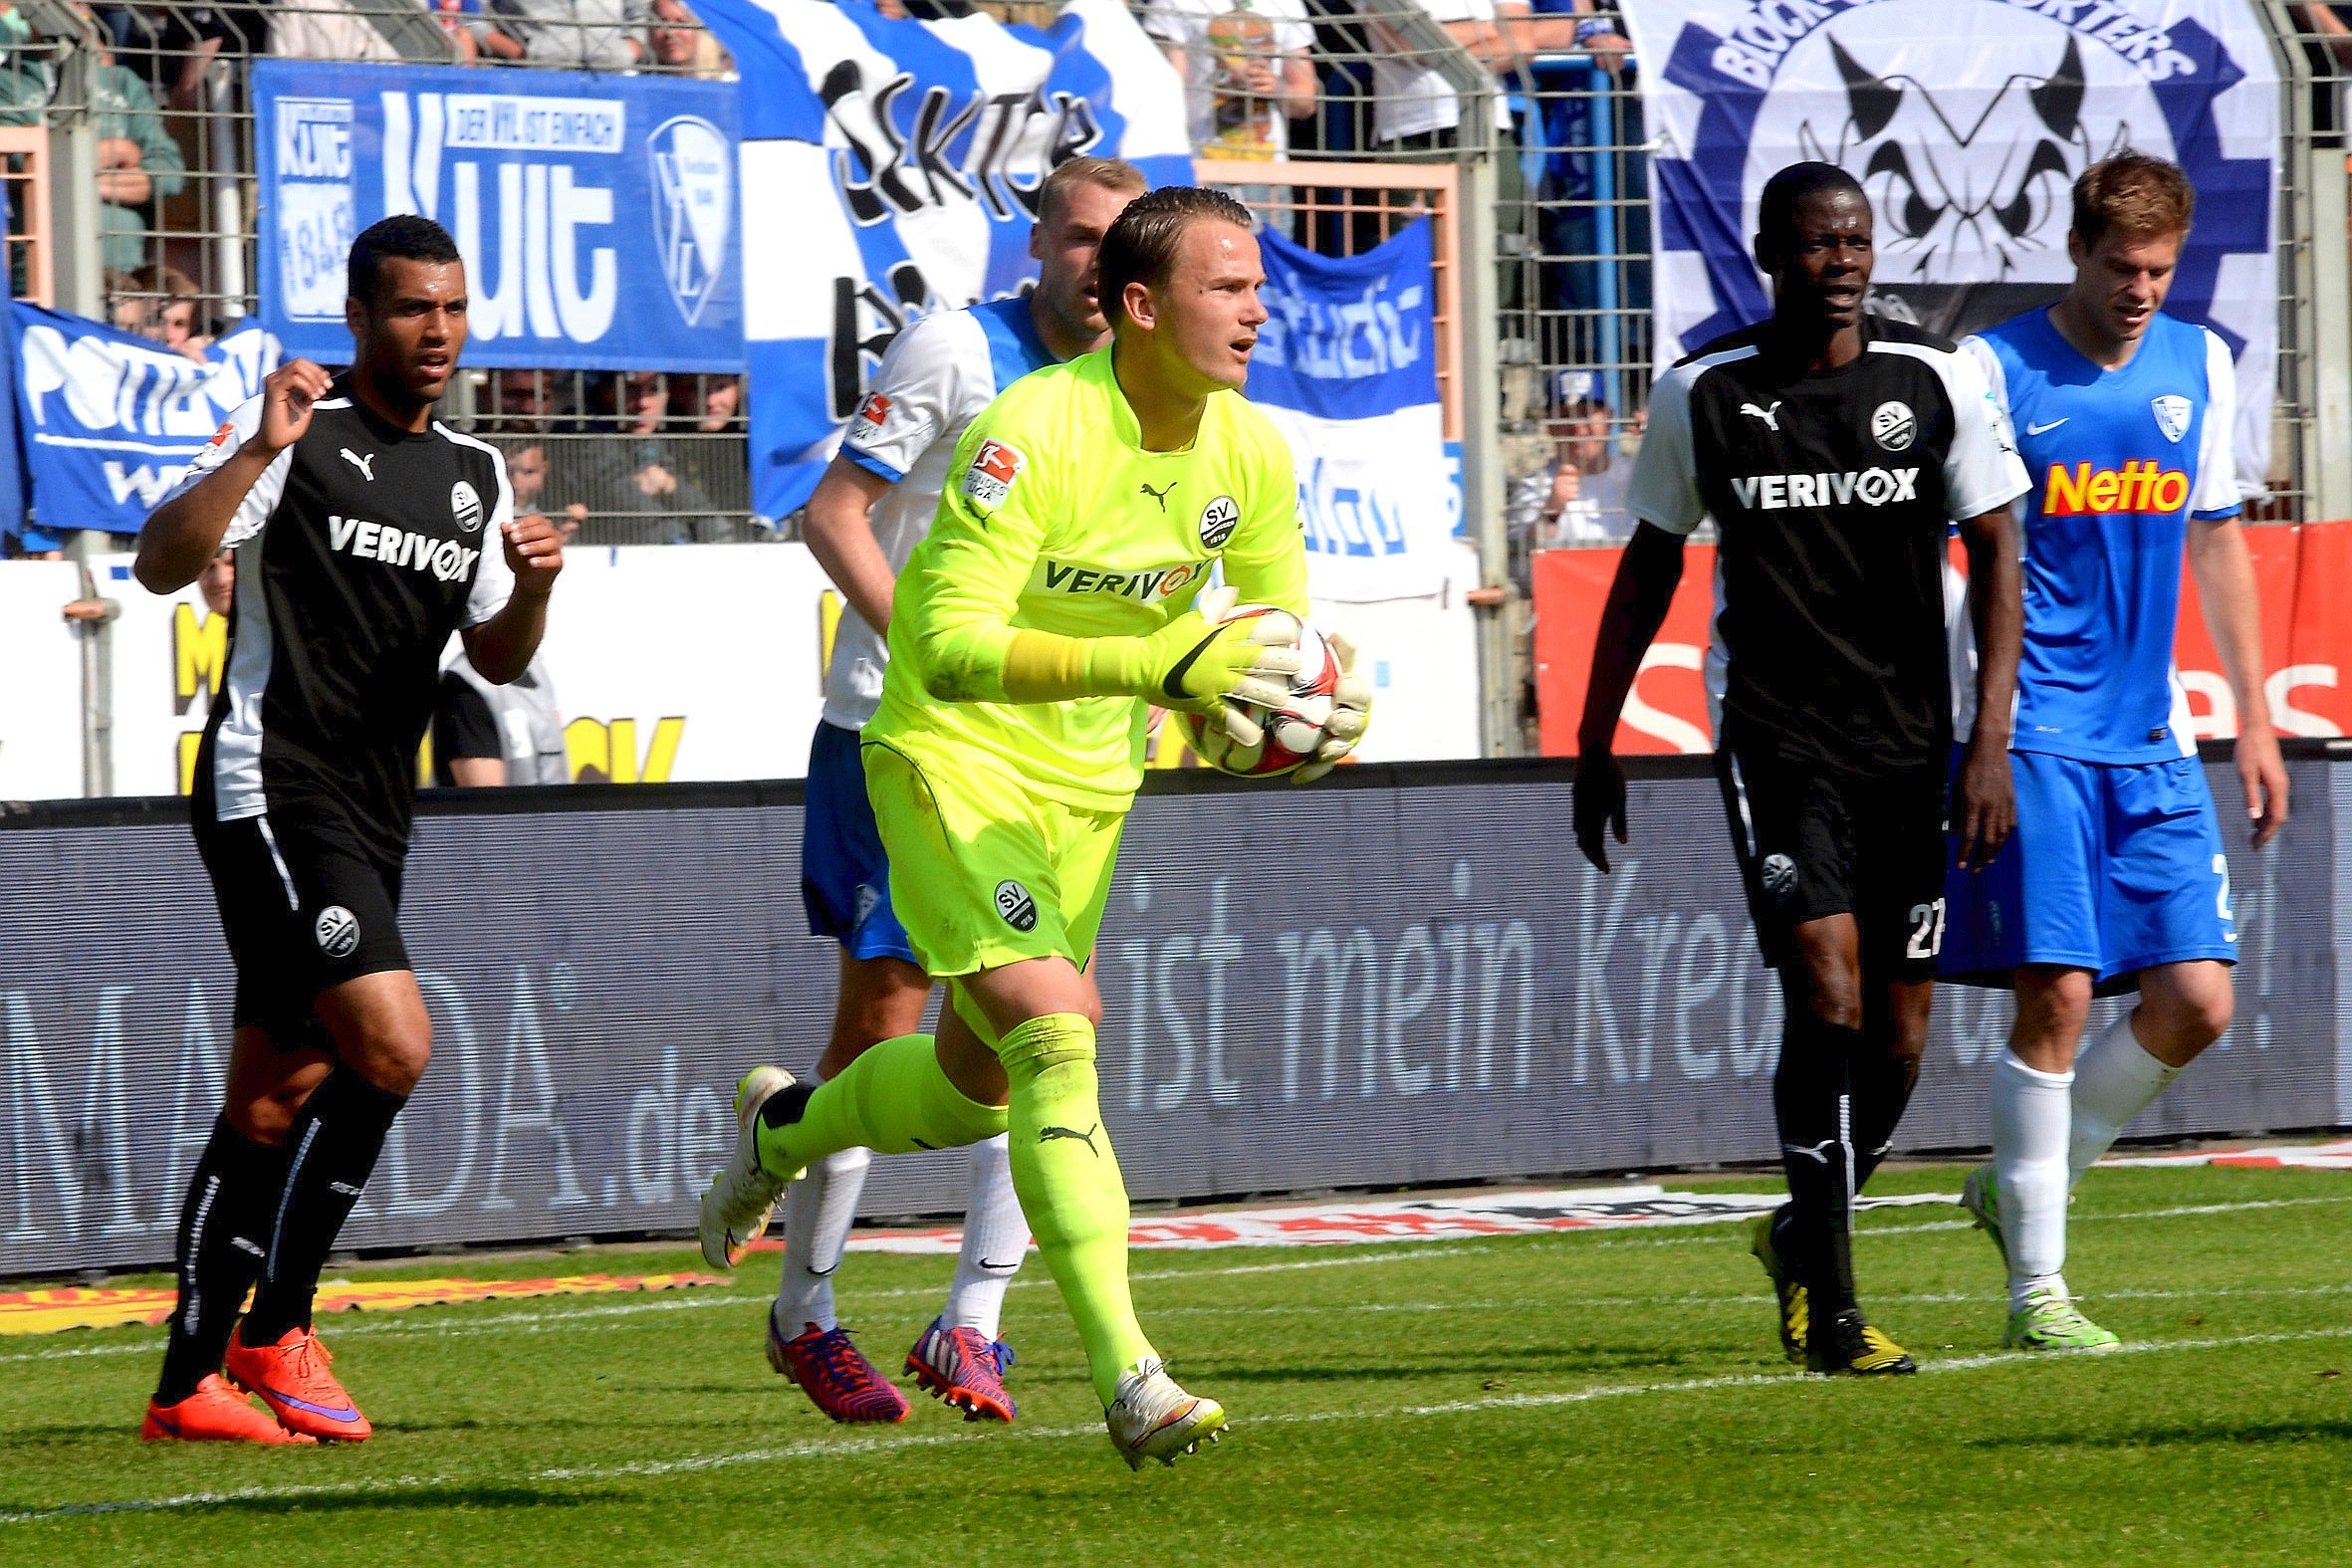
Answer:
[
  {"left": 2067, "top": 1010, "right": 2184, "bottom": 1187},
  {"left": 941, "top": 1133, "right": 1027, "bottom": 1339},
  {"left": 1991, "top": 1050, "right": 2074, "bottom": 1302},
  {"left": 774, "top": 1143, "right": 871, "bottom": 1337}
]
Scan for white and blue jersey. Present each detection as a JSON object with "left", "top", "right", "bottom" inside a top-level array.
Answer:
[
  {"left": 1942, "top": 308, "right": 2241, "bottom": 989},
  {"left": 806, "top": 297, "right": 1060, "bottom": 961},
  {"left": 1973, "top": 309, "right": 2240, "bottom": 763}
]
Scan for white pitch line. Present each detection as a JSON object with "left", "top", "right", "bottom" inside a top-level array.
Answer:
[
  {"left": 5, "top": 1192, "right": 2345, "bottom": 1369},
  {"left": 9, "top": 1323, "right": 2351, "bottom": 1527}
]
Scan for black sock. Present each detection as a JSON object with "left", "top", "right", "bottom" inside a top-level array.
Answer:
[
  {"left": 1773, "top": 1012, "right": 1866, "bottom": 1318},
  {"left": 238, "top": 1068, "right": 407, "bottom": 1347},
  {"left": 156, "top": 1116, "right": 295, "bottom": 1406},
  {"left": 1850, "top": 1049, "right": 1923, "bottom": 1191}
]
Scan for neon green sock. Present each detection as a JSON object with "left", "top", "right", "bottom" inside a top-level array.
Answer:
[
  {"left": 997, "top": 1012, "right": 1154, "bottom": 1405},
  {"left": 754, "top": 1032, "right": 1006, "bottom": 1178}
]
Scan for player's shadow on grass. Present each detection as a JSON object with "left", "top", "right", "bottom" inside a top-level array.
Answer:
[
  {"left": 0, "top": 1424, "right": 145, "bottom": 1448},
  {"left": 1964, "top": 1420, "right": 2352, "bottom": 1450},
  {"left": 0, "top": 1486, "right": 627, "bottom": 1521}
]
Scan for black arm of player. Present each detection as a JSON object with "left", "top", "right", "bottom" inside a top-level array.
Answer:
[
  {"left": 1954, "top": 504, "right": 2022, "bottom": 870},
  {"left": 462, "top": 514, "right": 565, "bottom": 684},
  {"left": 134, "top": 359, "right": 334, "bottom": 593},
  {"left": 1573, "top": 522, "right": 1689, "bottom": 874}
]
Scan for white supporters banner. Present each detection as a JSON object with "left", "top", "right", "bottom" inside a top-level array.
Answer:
[
  {"left": 1622, "top": 0, "right": 2279, "bottom": 495},
  {"left": 59, "top": 542, "right": 1478, "bottom": 807},
  {"left": 0, "top": 562, "right": 87, "bottom": 801},
  {"left": 690, "top": 0, "right": 1193, "bottom": 523}
]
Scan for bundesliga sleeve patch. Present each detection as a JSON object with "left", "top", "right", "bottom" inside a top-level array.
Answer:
[
  {"left": 961, "top": 438, "right": 1025, "bottom": 511},
  {"left": 207, "top": 421, "right": 235, "bottom": 447},
  {"left": 846, "top": 391, "right": 891, "bottom": 447}
]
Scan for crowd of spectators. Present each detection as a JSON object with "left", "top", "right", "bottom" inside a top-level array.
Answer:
[{"left": 483, "top": 368, "right": 753, "bottom": 547}]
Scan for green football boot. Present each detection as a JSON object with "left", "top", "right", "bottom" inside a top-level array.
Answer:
[{"left": 2006, "top": 1285, "right": 2122, "bottom": 1353}]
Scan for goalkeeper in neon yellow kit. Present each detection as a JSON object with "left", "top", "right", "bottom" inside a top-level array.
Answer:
[{"left": 700, "top": 186, "right": 1370, "bottom": 1468}]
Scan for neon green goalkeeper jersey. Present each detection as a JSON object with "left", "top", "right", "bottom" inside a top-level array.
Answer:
[{"left": 863, "top": 345, "right": 1309, "bottom": 813}]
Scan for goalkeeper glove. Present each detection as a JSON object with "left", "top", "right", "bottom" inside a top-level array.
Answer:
[
  {"left": 1292, "top": 632, "right": 1371, "bottom": 784},
  {"left": 1094, "top": 585, "right": 1302, "bottom": 712}
]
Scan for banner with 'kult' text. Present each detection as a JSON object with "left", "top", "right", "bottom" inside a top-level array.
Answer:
[{"left": 253, "top": 60, "right": 741, "bottom": 373}]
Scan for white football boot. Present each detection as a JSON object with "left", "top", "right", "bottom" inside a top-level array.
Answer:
[
  {"left": 697, "top": 1066, "right": 798, "bottom": 1269},
  {"left": 1105, "top": 1357, "right": 1228, "bottom": 1470}
]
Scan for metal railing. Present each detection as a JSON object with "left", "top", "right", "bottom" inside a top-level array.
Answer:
[{"left": 3, "top": 0, "right": 758, "bottom": 550}]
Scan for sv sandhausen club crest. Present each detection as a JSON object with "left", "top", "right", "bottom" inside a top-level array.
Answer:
[{"left": 1871, "top": 400, "right": 1916, "bottom": 452}]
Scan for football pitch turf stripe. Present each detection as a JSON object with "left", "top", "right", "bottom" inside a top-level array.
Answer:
[
  {"left": 7, "top": 1323, "right": 2352, "bottom": 1528},
  {"left": 2, "top": 1190, "right": 2343, "bottom": 1370}
]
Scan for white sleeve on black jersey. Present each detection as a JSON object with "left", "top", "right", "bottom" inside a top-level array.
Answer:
[
  {"left": 162, "top": 395, "right": 291, "bottom": 549},
  {"left": 1929, "top": 339, "right": 2028, "bottom": 519},
  {"left": 2192, "top": 328, "right": 2241, "bottom": 518},
  {"left": 463, "top": 442, "right": 517, "bottom": 627},
  {"left": 1626, "top": 361, "right": 1708, "bottom": 535}
]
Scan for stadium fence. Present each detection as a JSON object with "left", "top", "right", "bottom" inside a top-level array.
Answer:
[{"left": 5, "top": 1, "right": 2351, "bottom": 765}]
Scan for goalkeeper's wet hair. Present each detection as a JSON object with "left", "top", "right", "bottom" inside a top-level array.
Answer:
[{"left": 1099, "top": 185, "right": 1258, "bottom": 329}]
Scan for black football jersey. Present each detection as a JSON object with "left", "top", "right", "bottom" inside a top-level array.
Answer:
[
  {"left": 1628, "top": 318, "right": 2027, "bottom": 773},
  {"left": 177, "top": 380, "right": 515, "bottom": 860}
]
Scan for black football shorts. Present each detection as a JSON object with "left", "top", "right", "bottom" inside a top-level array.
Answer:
[
  {"left": 1712, "top": 736, "right": 1948, "bottom": 983},
  {"left": 192, "top": 806, "right": 411, "bottom": 1049}
]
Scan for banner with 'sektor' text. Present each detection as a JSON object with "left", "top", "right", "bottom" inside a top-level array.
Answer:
[{"left": 0, "top": 757, "right": 2338, "bottom": 1277}]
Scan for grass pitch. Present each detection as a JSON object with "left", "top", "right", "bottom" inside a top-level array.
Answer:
[{"left": 2, "top": 1162, "right": 2348, "bottom": 1564}]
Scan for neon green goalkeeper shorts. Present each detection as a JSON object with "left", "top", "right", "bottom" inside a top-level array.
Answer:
[{"left": 860, "top": 739, "right": 1124, "bottom": 977}]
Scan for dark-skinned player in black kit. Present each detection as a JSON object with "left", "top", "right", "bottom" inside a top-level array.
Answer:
[
  {"left": 1574, "top": 164, "right": 2028, "bottom": 1375},
  {"left": 133, "top": 215, "right": 564, "bottom": 1444}
]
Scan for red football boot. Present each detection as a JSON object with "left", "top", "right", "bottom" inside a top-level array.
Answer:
[
  {"left": 767, "top": 1312, "right": 910, "bottom": 1423},
  {"left": 141, "top": 1374, "right": 317, "bottom": 1445},
  {"left": 224, "top": 1325, "right": 373, "bottom": 1442}
]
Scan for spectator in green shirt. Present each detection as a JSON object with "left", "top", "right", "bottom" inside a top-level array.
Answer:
[{"left": 1, "top": 6, "right": 185, "bottom": 275}]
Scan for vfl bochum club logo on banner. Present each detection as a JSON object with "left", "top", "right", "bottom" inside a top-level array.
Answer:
[
  {"left": 1622, "top": 0, "right": 2277, "bottom": 479},
  {"left": 648, "top": 114, "right": 732, "bottom": 328}
]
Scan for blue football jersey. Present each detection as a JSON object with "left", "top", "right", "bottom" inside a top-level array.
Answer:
[{"left": 1965, "top": 309, "right": 2239, "bottom": 765}]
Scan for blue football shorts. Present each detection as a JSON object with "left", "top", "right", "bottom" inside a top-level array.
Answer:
[
  {"left": 800, "top": 718, "right": 917, "bottom": 965},
  {"left": 1940, "top": 748, "right": 2236, "bottom": 993}
]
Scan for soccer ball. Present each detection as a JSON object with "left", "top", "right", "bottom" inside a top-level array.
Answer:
[{"left": 1178, "top": 605, "right": 1339, "bottom": 778}]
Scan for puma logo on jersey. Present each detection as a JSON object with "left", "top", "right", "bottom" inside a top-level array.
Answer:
[
  {"left": 1138, "top": 480, "right": 1177, "bottom": 512},
  {"left": 328, "top": 514, "right": 481, "bottom": 582},
  {"left": 1740, "top": 400, "right": 1784, "bottom": 430},
  {"left": 341, "top": 447, "right": 375, "bottom": 481},
  {"left": 1037, "top": 557, "right": 1209, "bottom": 601},
  {"left": 1730, "top": 468, "right": 1919, "bottom": 511}
]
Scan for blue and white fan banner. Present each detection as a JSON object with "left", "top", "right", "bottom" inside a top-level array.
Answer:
[
  {"left": 12, "top": 307, "right": 280, "bottom": 537},
  {"left": 1251, "top": 219, "right": 1458, "bottom": 603},
  {"left": 1621, "top": 0, "right": 2278, "bottom": 495},
  {"left": 252, "top": 60, "right": 742, "bottom": 373},
  {"left": 691, "top": 0, "right": 1191, "bottom": 521}
]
